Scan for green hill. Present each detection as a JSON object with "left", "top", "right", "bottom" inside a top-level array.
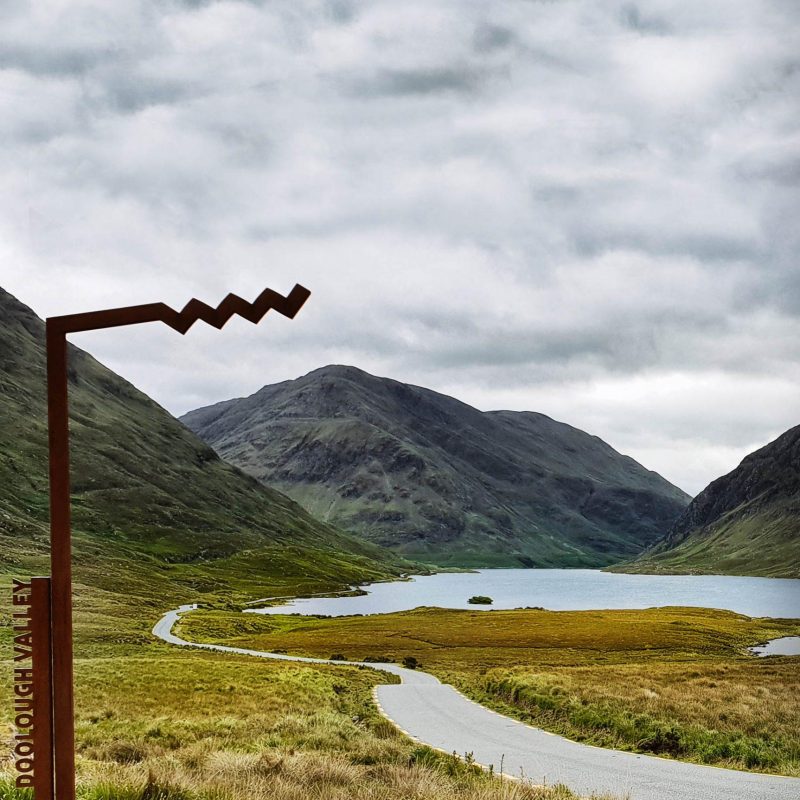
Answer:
[
  {"left": 0, "top": 287, "right": 408, "bottom": 606},
  {"left": 182, "top": 365, "right": 690, "bottom": 568},
  {"left": 618, "top": 426, "right": 800, "bottom": 578}
]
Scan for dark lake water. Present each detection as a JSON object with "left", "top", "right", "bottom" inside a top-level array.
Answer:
[{"left": 246, "top": 569, "right": 800, "bottom": 619}]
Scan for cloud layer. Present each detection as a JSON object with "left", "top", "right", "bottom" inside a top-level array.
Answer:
[{"left": 2, "top": 0, "right": 799, "bottom": 494}]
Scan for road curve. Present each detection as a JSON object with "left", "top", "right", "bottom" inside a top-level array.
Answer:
[{"left": 153, "top": 606, "right": 800, "bottom": 800}]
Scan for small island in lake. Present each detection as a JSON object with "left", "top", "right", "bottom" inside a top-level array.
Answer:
[{"left": 468, "top": 595, "right": 493, "bottom": 605}]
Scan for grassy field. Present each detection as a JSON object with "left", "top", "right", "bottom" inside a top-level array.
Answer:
[
  {"left": 1, "top": 575, "right": 613, "bottom": 800},
  {"left": 176, "top": 605, "right": 800, "bottom": 776},
  {"left": 2, "top": 584, "right": 797, "bottom": 799},
  {"left": 1, "top": 650, "right": 602, "bottom": 800}
]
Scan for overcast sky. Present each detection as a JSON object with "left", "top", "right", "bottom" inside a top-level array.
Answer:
[{"left": 2, "top": 0, "right": 799, "bottom": 495}]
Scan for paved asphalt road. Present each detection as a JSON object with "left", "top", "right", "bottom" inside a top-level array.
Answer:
[{"left": 154, "top": 606, "right": 800, "bottom": 800}]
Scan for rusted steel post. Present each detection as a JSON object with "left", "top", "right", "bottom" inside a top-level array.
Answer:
[
  {"left": 46, "top": 324, "right": 75, "bottom": 800},
  {"left": 31, "top": 577, "right": 55, "bottom": 800},
  {"left": 42, "top": 284, "right": 310, "bottom": 800}
]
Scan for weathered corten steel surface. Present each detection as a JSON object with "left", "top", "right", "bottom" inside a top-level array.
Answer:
[
  {"left": 46, "top": 284, "right": 311, "bottom": 335},
  {"left": 43, "top": 284, "right": 309, "bottom": 800},
  {"left": 11, "top": 578, "right": 54, "bottom": 800}
]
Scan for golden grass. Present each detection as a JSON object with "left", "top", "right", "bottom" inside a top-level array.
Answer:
[
  {"left": 1, "top": 647, "right": 611, "bottom": 799},
  {"left": 3, "top": 572, "right": 796, "bottom": 794},
  {"left": 474, "top": 660, "right": 800, "bottom": 773},
  {"left": 68, "top": 752, "right": 593, "bottom": 800},
  {"left": 176, "top": 606, "right": 800, "bottom": 774},
  {"left": 177, "top": 606, "right": 798, "bottom": 669}
]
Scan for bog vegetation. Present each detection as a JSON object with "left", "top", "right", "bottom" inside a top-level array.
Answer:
[
  {"left": 0, "top": 576, "right": 613, "bottom": 800},
  {"left": 178, "top": 605, "right": 800, "bottom": 776},
  {"left": 1, "top": 650, "right": 596, "bottom": 800}
]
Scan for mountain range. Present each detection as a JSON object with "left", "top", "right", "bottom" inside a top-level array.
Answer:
[
  {"left": 3, "top": 283, "right": 794, "bottom": 583},
  {"left": 182, "top": 366, "right": 691, "bottom": 568}
]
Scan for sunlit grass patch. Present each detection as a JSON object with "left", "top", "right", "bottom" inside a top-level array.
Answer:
[
  {"left": 177, "top": 605, "right": 800, "bottom": 774},
  {"left": 476, "top": 661, "right": 800, "bottom": 772},
  {"left": 1, "top": 646, "right": 609, "bottom": 799}
]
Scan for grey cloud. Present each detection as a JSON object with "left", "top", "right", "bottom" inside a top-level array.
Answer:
[
  {"left": 173, "top": 0, "right": 267, "bottom": 7},
  {"left": 86, "top": 74, "right": 193, "bottom": 114},
  {"left": 326, "top": 0, "right": 356, "bottom": 24},
  {"left": 1, "top": 0, "right": 798, "bottom": 492},
  {"left": 430, "top": 331, "right": 626, "bottom": 372},
  {"left": 355, "top": 67, "right": 484, "bottom": 97},
  {"left": 619, "top": 4, "right": 673, "bottom": 36},
  {"left": 735, "top": 153, "right": 800, "bottom": 187},
  {"left": 571, "top": 231, "right": 764, "bottom": 264},
  {"left": 473, "top": 24, "right": 515, "bottom": 53},
  {"left": 407, "top": 318, "right": 731, "bottom": 378},
  {"left": 0, "top": 44, "right": 111, "bottom": 76}
]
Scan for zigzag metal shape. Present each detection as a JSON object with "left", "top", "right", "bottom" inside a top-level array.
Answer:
[
  {"left": 49, "top": 284, "right": 311, "bottom": 335},
  {"left": 160, "top": 284, "right": 311, "bottom": 334}
]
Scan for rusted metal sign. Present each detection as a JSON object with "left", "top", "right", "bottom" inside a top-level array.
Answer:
[{"left": 29, "top": 284, "right": 309, "bottom": 800}]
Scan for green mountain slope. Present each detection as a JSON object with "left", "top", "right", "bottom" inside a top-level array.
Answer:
[
  {"left": 0, "top": 288, "right": 408, "bottom": 603},
  {"left": 181, "top": 365, "right": 690, "bottom": 568},
  {"left": 619, "top": 426, "right": 800, "bottom": 578}
]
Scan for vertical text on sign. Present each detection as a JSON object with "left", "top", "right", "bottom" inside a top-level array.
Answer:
[{"left": 12, "top": 578, "right": 35, "bottom": 788}]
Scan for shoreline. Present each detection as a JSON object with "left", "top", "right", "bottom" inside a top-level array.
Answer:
[{"left": 241, "top": 568, "right": 800, "bottom": 620}]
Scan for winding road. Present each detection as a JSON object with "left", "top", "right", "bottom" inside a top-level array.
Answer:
[{"left": 153, "top": 605, "right": 800, "bottom": 800}]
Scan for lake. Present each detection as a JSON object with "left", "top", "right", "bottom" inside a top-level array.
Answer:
[
  {"left": 750, "top": 637, "right": 800, "bottom": 656},
  {"left": 246, "top": 568, "right": 800, "bottom": 619}
]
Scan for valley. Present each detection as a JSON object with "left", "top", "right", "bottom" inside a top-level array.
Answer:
[
  {"left": 619, "top": 426, "right": 800, "bottom": 578},
  {"left": 1, "top": 285, "right": 798, "bottom": 800},
  {"left": 0, "top": 288, "right": 414, "bottom": 608}
]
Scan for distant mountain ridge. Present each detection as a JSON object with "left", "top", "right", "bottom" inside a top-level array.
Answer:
[
  {"left": 182, "top": 365, "right": 690, "bottom": 567},
  {"left": 0, "top": 288, "right": 407, "bottom": 600},
  {"left": 622, "top": 425, "right": 800, "bottom": 578}
]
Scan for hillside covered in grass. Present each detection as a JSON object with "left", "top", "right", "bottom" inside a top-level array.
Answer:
[
  {"left": 182, "top": 365, "right": 690, "bottom": 568},
  {"left": 0, "top": 287, "right": 410, "bottom": 605},
  {"left": 619, "top": 426, "right": 800, "bottom": 578}
]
